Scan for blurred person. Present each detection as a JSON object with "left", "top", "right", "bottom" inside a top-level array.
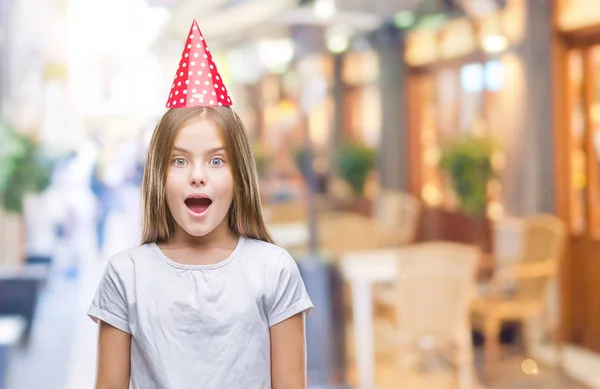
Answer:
[
  {"left": 89, "top": 131, "right": 112, "bottom": 252},
  {"left": 87, "top": 20, "right": 312, "bottom": 389},
  {"left": 90, "top": 159, "right": 110, "bottom": 251},
  {"left": 67, "top": 139, "right": 100, "bottom": 273},
  {"left": 100, "top": 139, "right": 145, "bottom": 256},
  {"left": 48, "top": 140, "right": 99, "bottom": 277}
]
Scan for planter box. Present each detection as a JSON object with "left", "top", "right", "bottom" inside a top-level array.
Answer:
[
  {"left": 328, "top": 196, "right": 373, "bottom": 218},
  {"left": 416, "top": 206, "right": 493, "bottom": 253},
  {"left": 0, "top": 212, "right": 24, "bottom": 269},
  {"left": 0, "top": 266, "right": 47, "bottom": 345}
]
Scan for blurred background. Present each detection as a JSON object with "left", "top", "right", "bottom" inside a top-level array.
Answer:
[{"left": 0, "top": 0, "right": 599, "bottom": 388}]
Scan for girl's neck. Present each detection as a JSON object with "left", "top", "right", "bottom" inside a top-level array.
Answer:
[
  {"left": 157, "top": 220, "right": 240, "bottom": 267},
  {"left": 167, "top": 219, "right": 238, "bottom": 250}
]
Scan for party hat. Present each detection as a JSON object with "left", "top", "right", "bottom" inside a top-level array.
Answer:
[{"left": 166, "top": 20, "right": 232, "bottom": 108}]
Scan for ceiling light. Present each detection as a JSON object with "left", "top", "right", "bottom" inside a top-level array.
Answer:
[
  {"left": 325, "top": 25, "right": 352, "bottom": 54},
  {"left": 314, "top": 0, "right": 336, "bottom": 20},
  {"left": 257, "top": 39, "right": 295, "bottom": 73},
  {"left": 327, "top": 35, "right": 349, "bottom": 53},
  {"left": 482, "top": 34, "right": 508, "bottom": 53}
]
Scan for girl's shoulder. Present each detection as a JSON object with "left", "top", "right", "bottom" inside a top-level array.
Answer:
[
  {"left": 242, "top": 237, "right": 288, "bottom": 262},
  {"left": 104, "top": 243, "right": 156, "bottom": 276},
  {"left": 241, "top": 237, "right": 300, "bottom": 275}
]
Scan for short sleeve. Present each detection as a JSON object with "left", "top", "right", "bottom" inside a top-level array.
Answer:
[
  {"left": 87, "top": 260, "right": 131, "bottom": 334},
  {"left": 267, "top": 250, "right": 314, "bottom": 327}
]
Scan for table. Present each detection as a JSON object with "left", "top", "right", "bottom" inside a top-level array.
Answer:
[
  {"left": 339, "top": 249, "right": 400, "bottom": 389},
  {"left": 268, "top": 222, "right": 310, "bottom": 249}
]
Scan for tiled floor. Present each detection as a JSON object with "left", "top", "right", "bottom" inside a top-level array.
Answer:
[
  {"left": 343, "top": 326, "right": 589, "bottom": 389},
  {"left": 343, "top": 340, "right": 588, "bottom": 389},
  {"left": 345, "top": 355, "right": 587, "bottom": 389},
  {"left": 5, "top": 276, "right": 79, "bottom": 389},
  {"left": 483, "top": 355, "right": 585, "bottom": 389}
]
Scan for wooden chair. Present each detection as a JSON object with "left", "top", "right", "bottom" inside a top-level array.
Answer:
[
  {"left": 373, "top": 190, "right": 421, "bottom": 247},
  {"left": 317, "top": 189, "right": 421, "bottom": 255},
  {"left": 471, "top": 214, "right": 567, "bottom": 380},
  {"left": 370, "top": 191, "right": 422, "bottom": 314},
  {"left": 263, "top": 201, "right": 307, "bottom": 224},
  {"left": 381, "top": 242, "right": 480, "bottom": 389}
]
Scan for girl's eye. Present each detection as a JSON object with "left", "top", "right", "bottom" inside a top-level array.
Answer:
[
  {"left": 210, "top": 157, "right": 224, "bottom": 167},
  {"left": 173, "top": 158, "right": 187, "bottom": 167}
]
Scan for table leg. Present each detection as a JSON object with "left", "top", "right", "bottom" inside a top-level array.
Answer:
[{"left": 351, "top": 280, "right": 374, "bottom": 389}]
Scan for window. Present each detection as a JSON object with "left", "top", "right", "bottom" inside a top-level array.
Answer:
[
  {"left": 567, "top": 49, "right": 588, "bottom": 234},
  {"left": 412, "top": 60, "right": 505, "bottom": 216},
  {"left": 567, "top": 44, "right": 600, "bottom": 237}
]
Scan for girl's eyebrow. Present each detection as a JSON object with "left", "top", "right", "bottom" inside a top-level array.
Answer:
[
  {"left": 206, "top": 147, "right": 225, "bottom": 155},
  {"left": 172, "top": 146, "right": 191, "bottom": 155},
  {"left": 172, "top": 146, "right": 225, "bottom": 155}
]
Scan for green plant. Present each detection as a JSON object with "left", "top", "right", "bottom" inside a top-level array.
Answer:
[
  {"left": 439, "top": 135, "right": 497, "bottom": 216},
  {"left": 0, "top": 124, "right": 54, "bottom": 213},
  {"left": 335, "top": 143, "right": 375, "bottom": 196}
]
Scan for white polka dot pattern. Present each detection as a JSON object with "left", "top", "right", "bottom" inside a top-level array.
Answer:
[{"left": 166, "top": 20, "right": 232, "bottom": 109}]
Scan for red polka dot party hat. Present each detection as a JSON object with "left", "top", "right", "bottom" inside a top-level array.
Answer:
[{"left": 166, "top": 20, "right": 232, "bottom": 108}]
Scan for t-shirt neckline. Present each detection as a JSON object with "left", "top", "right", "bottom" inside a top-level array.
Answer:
[{"left": 151, "top": 236, "right": 244, "bottom": 270}]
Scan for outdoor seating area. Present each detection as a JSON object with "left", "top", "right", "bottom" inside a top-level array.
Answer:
[{"left": 265, "top": 191, "right": 573, "bottom": 388}]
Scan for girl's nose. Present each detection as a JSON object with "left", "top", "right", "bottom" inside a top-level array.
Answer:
[{"left": 189, "top": 165, "right": 206, "bottom": 186}]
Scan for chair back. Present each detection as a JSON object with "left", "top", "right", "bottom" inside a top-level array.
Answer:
[
  {"left": 374, "top": 190, "right": 421, "bottom": 246},
  {"left": 393, "top": 242, "right": 479, "bottom": 344},
  {"left": 515, "top": 214, "right": 566, "bottom": 302}
]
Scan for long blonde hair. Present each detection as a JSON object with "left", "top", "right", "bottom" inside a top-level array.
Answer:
[{"left": 141, "top": 106, "right": 273, "bottom": 244}]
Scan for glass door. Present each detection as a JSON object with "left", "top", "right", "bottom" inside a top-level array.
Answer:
[
  {"left": 566, "top": 44, "right": 600, "bottom": 238},
  {"left": 586, "top": 45, "right": 600, "bottom": 238},
  {"left": 567, "top": 49, "right": 589, "bottom": 234},
  {"left": 410, "top": 60, "right": 505, "bottom": 215}
]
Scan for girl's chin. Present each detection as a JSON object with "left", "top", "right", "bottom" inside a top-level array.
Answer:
[
  {"left": 179, "top": 221, "right": 225, "bottom": 239},
  {"left": 173, "top": 211, "right": 229, "bottom": 238},
  {"left": 182, "top": 226, "right": 214, "bottom": 237}
]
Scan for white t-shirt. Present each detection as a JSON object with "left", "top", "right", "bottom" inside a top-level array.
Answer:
[{"left": 87, "top": 237, "right": 313, "bottom": 389}]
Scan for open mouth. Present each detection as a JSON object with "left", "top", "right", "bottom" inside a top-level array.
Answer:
[{"left": 185, "top": 197, "right": 213, "bottom": 214}]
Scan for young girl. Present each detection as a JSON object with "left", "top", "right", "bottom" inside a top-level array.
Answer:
[{"left": 87, "top": 20, "right": 313, "bottom": 389}]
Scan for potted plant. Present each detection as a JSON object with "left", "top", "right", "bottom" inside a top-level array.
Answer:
[
  {"left": 438, "top": 134, "right": 497, "bottom": 250},
  {"left": 0, "top": 124, "right": 54, "bottom": 267},
  {"left": 0, "top": 124, "right": 55, "bottom": 344},
  {"left": 334, "top": 142, "right": 375, "bottom": 215},
  {"left": 293, "top": 146, "right": 330, "bottom": 196},
  {"left": 439, "top": 134, "right": 497, "bottom": 216}
]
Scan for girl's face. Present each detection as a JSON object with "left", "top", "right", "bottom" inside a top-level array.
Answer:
[{"left": 165, "top": 118, "right": 234, "bottom": 240}]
